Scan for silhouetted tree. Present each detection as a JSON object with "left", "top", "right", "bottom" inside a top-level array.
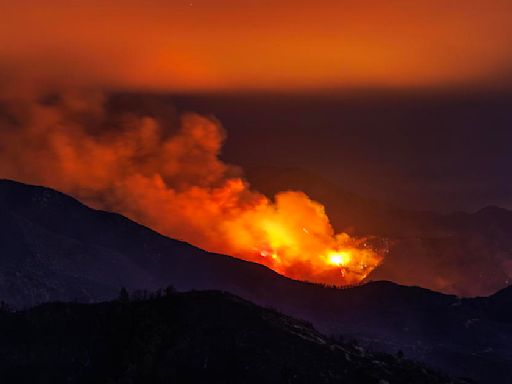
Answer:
[
  {"left": 118, "top": 287, "right": 130, "bottom": 303},
  {"left": 164, "top": 285, "right": 176, "bottom": 296},
  {"left": 0, "top": 300, "right": 10, "bottom": 313},
  {"left": 131, "top": 289, "right": 149, "bottom": 301}
]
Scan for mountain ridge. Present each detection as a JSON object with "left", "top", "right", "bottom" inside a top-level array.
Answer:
[{"left": 1, "top": 178, "right": 512, "bottom": 383}]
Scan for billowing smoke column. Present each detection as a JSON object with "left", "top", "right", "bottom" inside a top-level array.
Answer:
[{"left": 0, "top": 90, "right": 382, "bottom": 285}]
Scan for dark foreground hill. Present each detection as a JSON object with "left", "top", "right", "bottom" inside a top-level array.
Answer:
[
  {"left": 0, "top": 290, "right": 469, "bottom": 384},
  {"left": 1, "top": 179, "right": 512, "bottom": 383}
]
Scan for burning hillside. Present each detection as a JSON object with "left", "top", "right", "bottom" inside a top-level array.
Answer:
[{"left": 0, "top": 90, "right": 382, "bottom": 285}]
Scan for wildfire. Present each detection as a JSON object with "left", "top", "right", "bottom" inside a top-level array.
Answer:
[
  {"left": 218, "top": 190, "right": 382, "bottom": 285},
  {"left": 0, "top": 91, "right": 383, "bottom": 286},
  {"left": 328, "top": 251, "right": 351, "bottom": 267}
]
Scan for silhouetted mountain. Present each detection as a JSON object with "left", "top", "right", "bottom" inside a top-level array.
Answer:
[
  {"left": 0, "top": 178, "right": 294, "bottom": 308},
  {"left": 1, "top": 179, "right": 512, "bottom": 383},
  {"left": 247, "top": 167, "right": 512, "bottom": 297},
  {"left": 0, "top": 290, "right": 471, "bottom": 384},
  {"left": 479, "top": 284, "right": 512, "bottom": 323}
]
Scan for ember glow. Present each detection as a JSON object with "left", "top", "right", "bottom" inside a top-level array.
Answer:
[{"left": 0, "top": 91, "right": 382, "bottom": 285}]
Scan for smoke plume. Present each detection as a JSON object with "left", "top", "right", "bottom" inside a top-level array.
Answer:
[{"left": 0, "top": 89, "right": 381, "bottom": 285}]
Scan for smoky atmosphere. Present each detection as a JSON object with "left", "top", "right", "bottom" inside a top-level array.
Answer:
[{"left": 0, "top": 1, "right": 511, "bottom": 383}]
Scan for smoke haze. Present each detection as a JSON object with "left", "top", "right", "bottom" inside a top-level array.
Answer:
[{"left": 0, "top": 89, "right": 381, "bottom": 285}]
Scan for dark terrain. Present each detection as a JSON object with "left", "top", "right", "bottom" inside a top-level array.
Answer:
[
  {"left": 1, "top": 179, "right": 512, "bottom": 383},
  {"left": 247, "top": 166, "right": 512, "bottom": 297},
  {"left": 0, "top": 290, "right": 469, "bottom": 384}
]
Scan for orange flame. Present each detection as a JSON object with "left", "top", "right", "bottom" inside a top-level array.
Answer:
[
  {"left": 219, "top": 188, "right": 381, "bottom": 285},
  {"left": 0, "top": 91, "right": 383, "bottom": 285}
]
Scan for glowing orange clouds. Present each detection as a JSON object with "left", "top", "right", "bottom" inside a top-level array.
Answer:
[
  {"left": 0, "top": 90, "right": 382, "bottom": 285},
  {"left": 1, "top": 0, "right": 512, "bottom": 91}
]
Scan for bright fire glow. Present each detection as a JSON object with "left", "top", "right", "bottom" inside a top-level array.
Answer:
[
  {"left": 328, "top": 251, "right": 351, "bottom": 267},
  {"left": 0, "top": 91, "right": 384, "bottom": 286},
  {"left": 221, "top": 193, "right": 383, "bottom": 285}
]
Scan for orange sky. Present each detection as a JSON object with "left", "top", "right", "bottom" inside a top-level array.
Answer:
[{"left": 1, "top": 0, "right": 512, "bottom": 91}]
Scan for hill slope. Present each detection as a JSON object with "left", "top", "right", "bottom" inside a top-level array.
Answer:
[
  {"left": 0, "top": 178, "right": 293, "bottom": 308},
  {"left": 0, "top": 290, "right": 469, "bottom": 384},
  {"left": 1, "top": 179, "right": 512, "bottom": 383}
]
